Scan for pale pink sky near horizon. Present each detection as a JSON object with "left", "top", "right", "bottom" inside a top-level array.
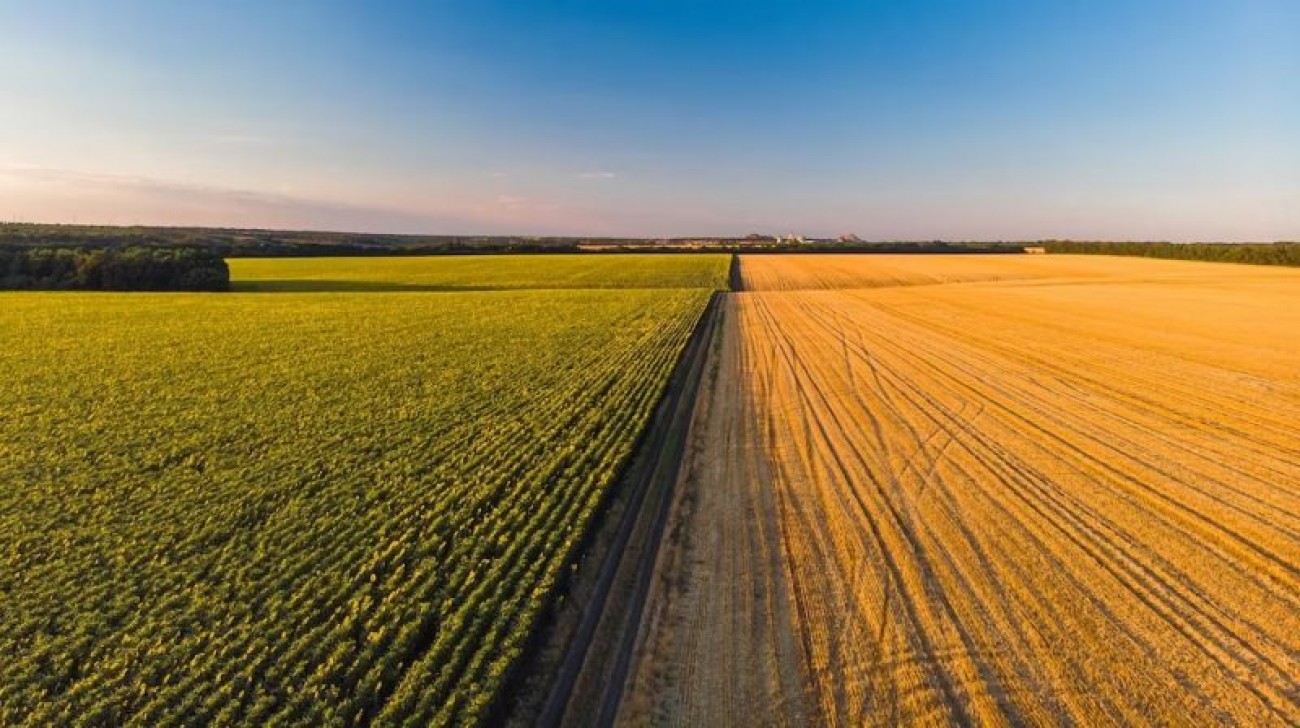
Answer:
[
  {"left": 4, "top": 164, "right": 1296, "bottom": 242},
  {"left": 0, "top": 164, "right": 621, "bottom": 237}
]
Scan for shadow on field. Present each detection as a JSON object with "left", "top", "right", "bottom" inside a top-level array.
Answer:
[{"left": 230, "top": 280, "right": 504, "bottom": 292}]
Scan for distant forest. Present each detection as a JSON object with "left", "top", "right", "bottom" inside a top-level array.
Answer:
[
  {"left": 0, "top": 247, "right": 229, "bottom": 291},
  {"left": 1043, "top": 241, "right": 1300, "bottom": 267}
]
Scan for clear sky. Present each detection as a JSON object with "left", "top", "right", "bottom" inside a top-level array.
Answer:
[{"left": 1, "top": 1, "right": 1296, "bottom": 239}]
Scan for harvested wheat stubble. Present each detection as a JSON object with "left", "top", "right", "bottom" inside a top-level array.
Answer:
[
  {"left": 737, "top": 252, "right": 1292, "bottom": 291},
  {"left": 623, "top": 254, "right": 1300, "bottom": 727}
]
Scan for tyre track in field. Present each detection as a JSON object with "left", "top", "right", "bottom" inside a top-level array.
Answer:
[
  {"left": 863, "top": 292, "right": 1300, "bottom": 500},
  {"left": 805, "top": 302, "right": 1166, "bottom": 726},
  {"left": 751, "top": 293, "right": 918, "bottom": 723},
  {"left": 817, "top": 305, "right": 1073, "bottom": 719},
  {"left": 759, "top": 293, "right": 1135, "bottom": 724},
  {"left": 856, "top": 304, "right": 1300, "bottom": 610},
  {"left": 749, "top": 292, "right": 1015, "bottom": 725},
  {"left": 802, "top": 296, "right": 1300, "bottom": 593},
  {"left": 817, "top": 296, "right": 1300, "bottom": 589},
  {"left": 864, "top": 289, "right": 1300, "bottom": 462},
  {"left": 791, "top": 294, "right": 1300, "bottom": 713},
  {"left": 790, "top": 286, "right": 1300, "bottom": 722},
  {"left": 754, "top": 292, "right": 1055, "bottom": 722}
]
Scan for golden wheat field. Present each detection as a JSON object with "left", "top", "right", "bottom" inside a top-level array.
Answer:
[{"left": 623, "top": 254, "right": 1300, "bottom": 726}]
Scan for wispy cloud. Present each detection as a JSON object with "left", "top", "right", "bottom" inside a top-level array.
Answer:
[
  {"left": 1, "top": 164, "right": 326, "bottom": 211},
  {"left": 0, "top": 165, "right": 483, "bottom": 232},
  {"left": 577, "top": 171, "right": 617, "bottom": 180},
  {"left": 493, "top": 194, "right": 558, "bottom": 213},
  {"left": 204, "top": 133, "right": 279, "bottom": 147},
  {"left": 0, "top": 164, "right": 614, "bottom": 235}
]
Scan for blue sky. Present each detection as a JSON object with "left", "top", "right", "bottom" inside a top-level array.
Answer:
[{"left": 1, "top": 1, "right": 1296, "bottom": 239}]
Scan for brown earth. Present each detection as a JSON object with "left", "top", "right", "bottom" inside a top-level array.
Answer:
[{"left": 620, "top": 254, "right": 1300, "bottom": 726}]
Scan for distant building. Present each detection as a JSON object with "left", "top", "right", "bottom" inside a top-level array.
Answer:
[{"left": 1024, "top": 246, "right": 1047, "bottom": 254}]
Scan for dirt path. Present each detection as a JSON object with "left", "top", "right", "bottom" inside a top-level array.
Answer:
[
  {"left": 619, "top": 296, "right": 813, "bottom": 727},
  {"left": 621, "top": 255, "right": 1300, "bottom": 726}
]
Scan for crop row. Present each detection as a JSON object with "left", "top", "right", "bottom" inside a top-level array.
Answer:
[
  {"left": 0, "top": 288, "right": 711, "bottom": 726},
  {"left": 228, "top": 253, "right": 732, "bottom": 292}
]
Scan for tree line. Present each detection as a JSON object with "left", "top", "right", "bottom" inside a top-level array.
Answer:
[
  {"left": 1042, "top": 241, "right": 1300, "bottom": 267},
  {"left": 0, "top": 247, "right": 230, "bottom": 291},
  {"left": 0, "top": 223, "right": 586, "bottom": 257},
  {"left": 0, "top": 223, "right": 1029, "bottom": 257}
]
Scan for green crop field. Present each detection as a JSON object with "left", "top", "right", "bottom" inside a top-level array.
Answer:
[
  {"left": 0, "top": 255, "right": 718, "bottom": 726},
  {"left": 228, "top": 253, "right": 730, "bottom": 292}
]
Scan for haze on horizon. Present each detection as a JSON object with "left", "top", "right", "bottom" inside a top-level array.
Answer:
[{"left": 1, "top": 1, "right": 1297, "bottom": 241}]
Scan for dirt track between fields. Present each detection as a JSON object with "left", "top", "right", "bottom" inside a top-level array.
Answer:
[{"left": 620, "top": 255, "right": 1300, "bottom": 726}]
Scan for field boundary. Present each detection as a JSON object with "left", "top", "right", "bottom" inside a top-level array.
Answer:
[{"left": 514, "top": 292, "right": 721, "bottom": 727}]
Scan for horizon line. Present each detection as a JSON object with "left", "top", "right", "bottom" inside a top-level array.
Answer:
[{"left": 0, "top": 219, "right": 1293, "bottom": 246}]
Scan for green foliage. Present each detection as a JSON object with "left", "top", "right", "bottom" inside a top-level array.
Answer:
[
  {"left": 0, "top": 287, "right": 712, "bottom": 726},
  {"left": 229, "top": 254, "right": 731, "bottom": 292},
  {"left": 1042, "top": 241, "right": 1300, "bottom": 267},
  {"left": 0, "top": 247, "right": 230, "bottom": 291}
]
